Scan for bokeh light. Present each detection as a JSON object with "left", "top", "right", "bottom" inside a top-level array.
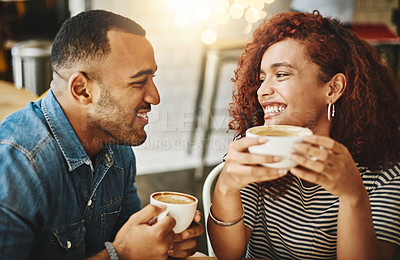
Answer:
[
  {"left": 250, "top": 0, "right": 265, "bottom": 10},
  {"left": 215, "top": 11, "right": 230, "bottom": 25},
  {"left": 244, "top": 23, "right": 253, "bottom": 34},
  {"left": 234, "top": 0, "right": 249, "bottom": 9},
  {"left": 201, "top": 29, "right": 217, "bottom": 45},
  {"left": 214, "top": 0, "right": 230, "bottom": 13},
  {"left": 164, "top": 0, "right": 275, "bottom": 39},
  {"left": 245, "top": 8, "right": 260, "bottom": 23},
  {"left": 260, "top": 10, "right": 267, "bottom": 19},
  {"left": 195, "top": 5, "right": 211, "bottom": 21},
  {"left": 229, "top": 3, "right": 244, "bottom": 19}
]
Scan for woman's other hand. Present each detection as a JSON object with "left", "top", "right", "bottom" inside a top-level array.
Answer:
[{"left": 290, "top": 135, "right": 365, "bottom": 200}]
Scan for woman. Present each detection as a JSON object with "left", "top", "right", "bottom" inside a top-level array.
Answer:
[{"left": 208, "top": 11, "right": 400, "bottom": 260}]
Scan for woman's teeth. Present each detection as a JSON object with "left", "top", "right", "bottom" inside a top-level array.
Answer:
[{"left": 265, "top": 105, "right": 286, "bottom": 114}]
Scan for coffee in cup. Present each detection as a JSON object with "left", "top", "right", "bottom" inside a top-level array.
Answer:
[
  {"left": 246, "top": 125, "right": 312, "bottom": 169},
  {"left": 150, "top": 191, "right": 198, "bottom": 233}
]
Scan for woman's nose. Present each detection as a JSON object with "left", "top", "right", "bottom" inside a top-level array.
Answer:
[{"left": 257, "top": 80, "right": 274, "bottom": 97}]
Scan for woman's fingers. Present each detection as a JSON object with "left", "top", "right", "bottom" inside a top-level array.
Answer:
[
  {"left": 301, "top": 135, "right": 342, "bottom": 153},
  {"left": 224, "top": 163, "right": 288, "bottom": 183},
  {"left": 226, "top": 137, "right": 281, "bottom": 165},
  {"left": 229, "top": 136, "right": 267, "bottom": 152},
  {"left": 226, "top": 150, "right": 281, "bottom": 166},
  {"left": 290, "top": 152, "right": 329, "bottom": 174},
  {"left": 292, "top": 142, "right": 329, "bottom": 162}
]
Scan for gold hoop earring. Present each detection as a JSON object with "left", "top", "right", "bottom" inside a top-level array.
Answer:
[{"left": 328, "top": 102, "right": 335, "bottom": 121}]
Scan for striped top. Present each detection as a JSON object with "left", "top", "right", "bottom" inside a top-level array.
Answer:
[{"left": 240, "top": 163, "right": 400, "bottom": 259}]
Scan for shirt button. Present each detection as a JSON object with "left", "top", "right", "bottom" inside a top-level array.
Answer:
[
  {"left": 85, "top": 161, "right": 90, "bottom": 165},
  {"left": 87, "top": 199, "right": 92, "bottom": 206},
  {"left": 67, "top": 241, "right": 72, "bottom": 249}
]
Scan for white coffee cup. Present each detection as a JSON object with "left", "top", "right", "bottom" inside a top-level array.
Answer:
[
  {"left": 150, "top": 191, "right": 198, "bottom": 234},
  {"left": 246, "top": 125, "right": 313, "bottom": 169}
]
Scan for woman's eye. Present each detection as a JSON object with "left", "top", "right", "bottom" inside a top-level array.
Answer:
[
  {"left": 276, "top": 72, "right": 289, "bottom": 78},
  {"left": 258, "top": 78, "right": 265, "bottom": 85}
]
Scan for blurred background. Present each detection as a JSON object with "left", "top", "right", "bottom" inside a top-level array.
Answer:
[
  {"left": 1, "top": 0, "right": 399, "bottom": 178},
  {"left": 1, "top": 0, "right": 400, "bottom": 255}
]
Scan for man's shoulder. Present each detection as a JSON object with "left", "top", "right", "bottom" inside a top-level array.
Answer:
[{"left": 0, "top": 101, "right": 50, "bottom": 150}]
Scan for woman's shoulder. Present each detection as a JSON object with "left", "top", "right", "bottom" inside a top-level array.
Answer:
[{"left": 360, "top": 162, "right": 400, "bottom": 191}]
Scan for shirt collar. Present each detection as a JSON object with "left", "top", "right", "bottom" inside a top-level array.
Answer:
[{"left": 41, "top": 90, "right": 92, "bottom": 172}]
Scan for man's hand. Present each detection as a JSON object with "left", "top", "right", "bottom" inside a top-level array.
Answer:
[
  {"left": 167, "top": 210, "right": 204, "bottom": 258},
  {"left": 112, "top": 204, "right": 176, "bottom": 260}
]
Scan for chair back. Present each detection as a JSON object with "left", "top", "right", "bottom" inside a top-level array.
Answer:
[{"left": 202, "top": 162, "right": 225, "bottom": 257}]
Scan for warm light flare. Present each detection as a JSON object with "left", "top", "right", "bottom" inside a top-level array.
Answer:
[
  {"left": 234, "top": 0, "right": 249, "bottom": 9},
  {"left": 245, "top": 8, "right": 260, "bottom": 23},
  {"left": 164, "top": 0, "right": 274, "bottom": 38},
  {"left": 260, "top": 10, "right": 267, "bottom": 19},
  {"left": 201, "top": 29, "right": 217, "bottom": 45},
  {"left": 195, "top": 6, "right": 211, "bottom": 21},
  {"left": 215, "top": 11, "right": 230, "bottom": 25},
  {"left": 244, "top": 23, "right": 253, "bottom": 34},
  {"left": 214, "top": 0, "right": 230, "bottom": 13},
  {"left": 175, "top": 13, "right": 191, "bottom": 28},
  {"left": 229, "top": 3, "right": 244, "bottom": 19},
  {"left": 250, "top": 0, "right": 264, "bottom": 10}
]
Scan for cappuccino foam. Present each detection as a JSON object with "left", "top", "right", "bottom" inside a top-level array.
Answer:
[{"left": 153, "top": 193, "right": 195, "bottom": 204}]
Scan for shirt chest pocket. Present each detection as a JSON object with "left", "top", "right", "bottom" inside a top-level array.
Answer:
[
  {"left": 101, "top": 207, "right": 122, "bottom": 242},
  {"left": 48, "top": 220, "right": 86, "bottom": 259},
  {"left": 98, "top": 170, "right": 124, "bottom": 242}
]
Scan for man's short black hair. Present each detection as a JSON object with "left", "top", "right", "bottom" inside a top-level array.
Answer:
[{"left": 51, "top": 9, "right": 146, "bottom": 69}]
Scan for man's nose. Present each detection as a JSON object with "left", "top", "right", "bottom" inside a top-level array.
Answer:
[{"left": 144, "top": 80, "right": 160, "bottom": 105}]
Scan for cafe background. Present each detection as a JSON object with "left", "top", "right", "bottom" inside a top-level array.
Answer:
[{"left": 1, "top": 0, "right": 399, "bottom": 256}]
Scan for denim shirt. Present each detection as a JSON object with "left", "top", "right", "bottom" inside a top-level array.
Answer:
[{"left": 0, "top": 90, "right": 141, "bottom": 259}]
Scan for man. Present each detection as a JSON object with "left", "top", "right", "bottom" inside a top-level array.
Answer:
[{"left": 0, "top": 10, "right": 203, "bottom": 259}]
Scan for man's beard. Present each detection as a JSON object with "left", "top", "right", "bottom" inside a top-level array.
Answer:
[{"left": 89, "top": 87, "right": 149, "bottom": 147}]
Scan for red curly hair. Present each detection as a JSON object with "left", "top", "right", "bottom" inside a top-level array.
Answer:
[{"left": 229, "top": 11, "right": 400, "bottom": 197}]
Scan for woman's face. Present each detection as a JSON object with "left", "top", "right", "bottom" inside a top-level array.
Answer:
[{"left": 257, "top": 38, "right": 330, "bottom": 134}]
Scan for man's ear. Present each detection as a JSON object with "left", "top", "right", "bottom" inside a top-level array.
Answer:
[
  {"left": 68, "top": 72, "right": 92, "bottom": 105},
  {"left": 327, "top": 73, "right": 346, "bottom": 103}
]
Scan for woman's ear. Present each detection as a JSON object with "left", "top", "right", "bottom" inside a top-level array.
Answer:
[
  {"left": 68, "top": 72, "right": 92, "bottom": 105},
  {"left": 327, "top": 73, "right": 346, "bottom": 103}
]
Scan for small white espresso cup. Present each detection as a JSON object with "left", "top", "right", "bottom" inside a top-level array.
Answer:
[
  {"left": 150, "top": 191, "right": 198, "bottom": 234},
  {"left": 246, "top": 125, "right": 313, "bottom": 169}
]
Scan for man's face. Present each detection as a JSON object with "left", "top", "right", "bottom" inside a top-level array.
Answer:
[
  {"left": 88, "top": 30, "right": 160, "bottom": 147},
  {"left": 257, "top": 38, "right": 329, "bottom": 132}
]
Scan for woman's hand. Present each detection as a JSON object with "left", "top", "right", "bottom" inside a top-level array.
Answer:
[
  {"left": 289, "top": 135, "right": 365, "bottom": 200},
  {"left": 221, "top": 137, "right": 288, "bottom": 192}
]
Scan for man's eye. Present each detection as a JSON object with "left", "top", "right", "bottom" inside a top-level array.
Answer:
[{"left": 130, "top": 80, "right": 147, "bottom": 86}]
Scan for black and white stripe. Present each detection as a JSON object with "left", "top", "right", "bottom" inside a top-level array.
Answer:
[{"left": 241, "top": 163, "right": 400, "bottom": 259}]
